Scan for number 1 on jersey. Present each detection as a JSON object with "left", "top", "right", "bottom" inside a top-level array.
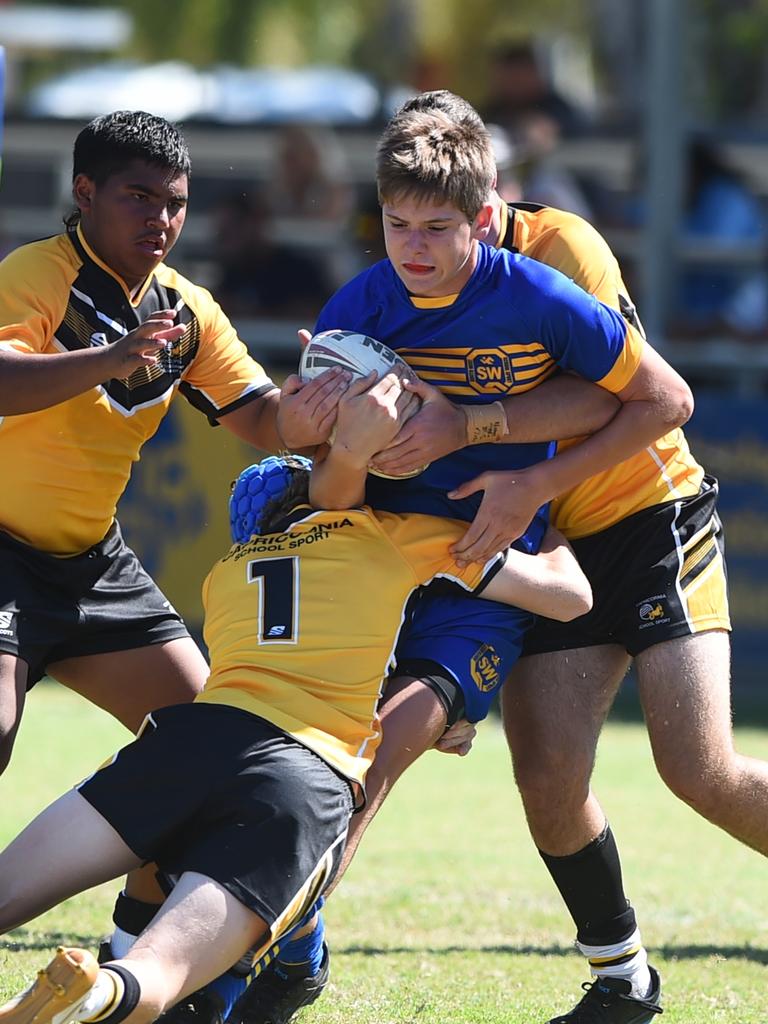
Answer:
[{"left": 247, "top": 556, "right": 299, "bottom": 644}]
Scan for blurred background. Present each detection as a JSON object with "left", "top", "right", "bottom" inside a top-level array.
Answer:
[{"left": 1, "top": 0, "right": 767, "bottom": 707}]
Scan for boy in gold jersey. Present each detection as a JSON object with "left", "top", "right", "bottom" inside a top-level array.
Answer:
[
  {"left": 0, "top": 371, "right": 593, "bottom": 1024},
  {"left": 0, "top": 109, "right": 346, "bottom": 775}
]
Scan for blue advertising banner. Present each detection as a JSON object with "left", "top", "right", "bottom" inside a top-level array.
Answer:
[{"left": 685, "top": 393, "right": 768, "bottom": 692}]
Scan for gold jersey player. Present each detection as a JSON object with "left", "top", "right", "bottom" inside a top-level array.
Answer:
[
  {"left": 0, "top": 371, "right": 593, "bottom": 1024},
  {"left": 0, "top": 110, "right": 346, "bottom": 774}
]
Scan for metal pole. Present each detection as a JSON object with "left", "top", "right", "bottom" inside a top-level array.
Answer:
[{"left": 642, "top": 0, "right": 685, "bottom": 346}]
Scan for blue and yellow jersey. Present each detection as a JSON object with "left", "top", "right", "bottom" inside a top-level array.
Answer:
[
  {"left": 501, "top": 202, "right": 704, "bottom": 538},
  {"left": 315, "top": 242, "right": 642, "bottom": 552},
  {"left": 197, "top": 506, "right": 503, "bottom": 793},
  {"left": 0, "top": 226, "right": 276, "bottom": 555}
]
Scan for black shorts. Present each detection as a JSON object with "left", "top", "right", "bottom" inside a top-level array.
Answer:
[
  {"left": 78, "top": 703, "right": 354, "bottom": 935},
  {"left": 0, "top": 522, "right": 190, "bottom": 687},
  {"left": 522, "top": 475, "right": 731, "bottom": 658}
]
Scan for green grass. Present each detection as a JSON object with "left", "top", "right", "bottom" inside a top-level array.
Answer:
[{"left": 2, "top": 685, "right": 768, "bottom": 1022}]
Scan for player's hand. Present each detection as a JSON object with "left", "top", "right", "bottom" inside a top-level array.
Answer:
[
  {"left": 335, "top": 371, "right": 404, "bottom": 461},
  {"left": 369, "top": 377, "right": 466, "bottom": 476},
  {"left": 277, "top": 367, "right": 352, "bottom": 448},
  {"left": 433, "top": 717, "right": 477, "bottom": 757},
  {"left": 298, "top": 328, "right": 312, "bottom": 350},
  {"left": 107, "top": 309, "right": 186, "bottom": 378},
  {"left": 448, "top": 465, "right": 551, "bottom": 566}
]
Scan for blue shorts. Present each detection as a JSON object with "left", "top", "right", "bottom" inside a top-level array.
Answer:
[{"left": 394, "top": 585, "right": 532, "bottom": 722}]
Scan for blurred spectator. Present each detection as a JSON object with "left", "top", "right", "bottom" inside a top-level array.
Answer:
[
  {"left": 720, "top": 262, "right": 768, "bottom": 341},
  {"left": 513, "top": 112, "right": 593, "bottom": 218},
  {"left": 481, "top": 40, "right": 587, "bottom": 139},
  {"left": 210, "top": 190, "right": 334, "bottom": 319},
  {"left": 264, "top": 123, "right": 355, "bottom": 223},
  {"left": 486, "top": 123, "right": 523, "bottom": 204},
  {"left": 680, "top": 138, "right": 767, "bottom": 330}
]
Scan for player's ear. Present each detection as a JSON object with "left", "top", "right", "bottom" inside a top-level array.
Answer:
[
  {"left": 472, "top": 202, "right": 494, "bottom": 241},
  {"left": 73, "top": 173, "right": 96, "bottom": 214}
]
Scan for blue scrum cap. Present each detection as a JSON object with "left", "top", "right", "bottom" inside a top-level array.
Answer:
[{"left": 229, "top": 455, "right": 313, "bottom": 544}]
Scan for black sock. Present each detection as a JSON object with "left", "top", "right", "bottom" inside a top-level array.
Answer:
[
  {"left": 538, "top": 823, "right": 637, "bottom": 946},
  {"left": 91, "top": 966, "right": 141, "bottom": 1024}
]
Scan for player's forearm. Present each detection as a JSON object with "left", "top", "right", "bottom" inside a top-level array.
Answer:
[
  {"left": 0, "top": 347, "right": 118, "bottom": 415},
  {"left": 525, "top": 387, "right": 693, "bottom": 503},
  {"left": 219, "top": 390, "right": 286, "bottom": 454},
  {"left": 497, "top": 374, "right": 620, "bottom": 443},
  {"left": 308, "top": 446, "right": 368, "bottom": 510},
  {"left": 483, "top": 529, "right": 592, "bottom": 620}
]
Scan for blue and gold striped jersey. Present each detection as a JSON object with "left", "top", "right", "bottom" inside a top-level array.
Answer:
[{"left": 315, "top": 242, "right": 642, "bottom": 553}]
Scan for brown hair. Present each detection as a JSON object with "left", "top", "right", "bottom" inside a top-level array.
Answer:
[{"left": 376, "top": 108, "right": 494, "bottom": 220}]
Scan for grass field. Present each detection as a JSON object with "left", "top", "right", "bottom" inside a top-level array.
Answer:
[{"left": 2, "top": 685, "right": 767, "bottom": 1023}]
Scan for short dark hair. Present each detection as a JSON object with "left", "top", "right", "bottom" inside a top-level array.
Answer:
[
  {"left": 376, "top": 108, "right": 494, "bottom": 221},
  {"left": 72, "top": 109, "right": 191, "bottom": 185}
]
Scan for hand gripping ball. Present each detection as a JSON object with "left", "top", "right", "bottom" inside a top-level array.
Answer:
[{"left": 229, "top": 455, "right": 313, "bottom": 544}]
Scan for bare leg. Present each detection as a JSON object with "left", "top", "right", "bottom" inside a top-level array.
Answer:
[
  {"left": 326, "top": 675, "right": 447, "bottom": 894},
  {"left": 51, "top": 639, "right": 209, "bottom": 931},
  {"left": 49, "top": 638, "right": 208, "bottom": 733},
  {"left": 113, "top": 872, "right": 269, "bottom": 1024},
  {"left": 638, "top": 629, "right": 768, "bottom": 855},
  {"left": 502, "top": 646, "right": 630, "bottom": 854},
  {"left": 0, "top": 654, "right": 28, "bottom": 775},
  {"left": 0, "top": 789, "right": 140, "bottom": 934},
  {"left": 0, "top": 875, "right": 268, "bottom": 1024}
]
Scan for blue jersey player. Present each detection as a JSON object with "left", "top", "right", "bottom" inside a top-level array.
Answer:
[{"left": 183, "top": 106, "right": 693, "bottom": 1024}]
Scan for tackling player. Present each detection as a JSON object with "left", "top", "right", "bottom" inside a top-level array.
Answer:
[{"left": 0, "top": 371, "right": 593, "bottom": 1024}]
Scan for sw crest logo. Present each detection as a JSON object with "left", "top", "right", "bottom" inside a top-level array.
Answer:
[
  {"left": 470, "top": 643, "right": 502, "bottom": 692},
  {"left": 466, "top": 349, "right": 514, "bottom": 394}
]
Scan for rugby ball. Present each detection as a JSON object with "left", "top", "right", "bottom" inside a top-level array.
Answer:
[
  {"left": 300, "top": 329, "right": 428, "bottom": 480},
  {"left": 299, "top": 329, "right": 412, "bottom": 382}
]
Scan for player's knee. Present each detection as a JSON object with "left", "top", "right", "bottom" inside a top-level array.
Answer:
[
  {"left": 512, "top": 746, "right": 592, "bottom": 811},
  {"left": 655, "top": 753, "right": 732, "bottom": 816}
]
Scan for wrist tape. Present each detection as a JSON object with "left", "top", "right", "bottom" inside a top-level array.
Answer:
[{"left": 463, "top": 400, "right": 509, "bottom": 445}]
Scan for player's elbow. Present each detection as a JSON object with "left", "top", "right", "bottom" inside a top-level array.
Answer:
[
  {"left": 655, "top": 377, "right": 694, "bottom": 433},
  {"left": 556, "top": 579, "right": 593, "bottom": 622},
  {"left": 669, "top": 379, "right": 694, "bottom": 429}
]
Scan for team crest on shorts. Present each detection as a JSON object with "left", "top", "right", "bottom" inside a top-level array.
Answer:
[
  {"left": 470, "top": 643, "right": 502, "bottom": 692},
  {"left": 466, "top": 350, "right": 514, "bottom": 394},
  {"left": 637, "top": 595, "right": 670, "bottom": 628}
]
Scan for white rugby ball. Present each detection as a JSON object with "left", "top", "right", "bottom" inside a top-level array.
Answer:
[
  {"left": 300, "top": 329, "right": 412, "bottom": 382},
  {"left": 300, "top": 329, "right": 428, "bottom": 480}
]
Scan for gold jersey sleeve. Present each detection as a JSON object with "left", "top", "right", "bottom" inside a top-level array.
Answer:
[
  {"left": 196, "top": 508, "right": 492, "bottom": 793},
  {"left": 0, "top": 230, "right": 275, "bottom": 554},
  {"left": 505, "top": 204, "right": 703, "bottom": 539}
]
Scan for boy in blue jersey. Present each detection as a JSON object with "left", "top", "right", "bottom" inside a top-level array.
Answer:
[{"left": 182, "top": 109, "right": 694, "bottom": 1024}]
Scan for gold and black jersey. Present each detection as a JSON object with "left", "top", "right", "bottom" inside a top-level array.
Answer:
[
  {"left": 500, "top": 202, "right": 704, "bottom": 539},
  {"left": 197, "top": 507, "right": 501, "bottom": 793},
  {"left": 0, "top": 227, "right": 276, "bottom": 554}
]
